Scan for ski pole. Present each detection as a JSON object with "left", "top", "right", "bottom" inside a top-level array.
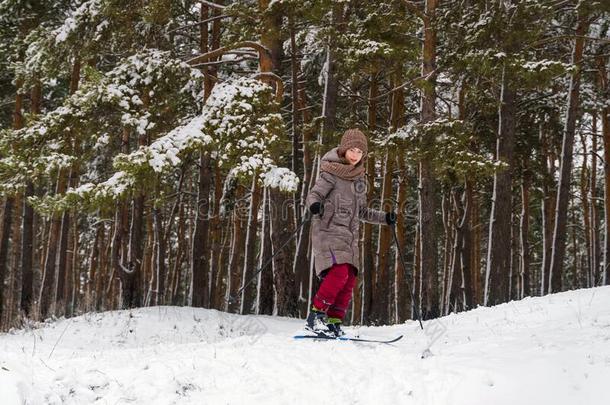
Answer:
[
  {"left": 228, "top": 214, "right": 311, "bottom": 304},
  {"left": 391, "top": 223, "right": 424, "bottom": 330}
]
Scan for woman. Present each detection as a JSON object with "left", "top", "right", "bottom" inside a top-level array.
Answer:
[{"left": 305, "top": 128, "right": 396, "bottom": 337}]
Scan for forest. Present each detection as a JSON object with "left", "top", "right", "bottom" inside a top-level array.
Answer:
[{"left": 0, "top": 0, "right": 609, "bottom": 331}]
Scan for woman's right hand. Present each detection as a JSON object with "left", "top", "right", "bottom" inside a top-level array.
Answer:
[{"left": 309, "top": 202, "right": 324, "bottom": 216}]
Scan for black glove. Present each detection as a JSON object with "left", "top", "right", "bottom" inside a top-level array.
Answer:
[
  {"left": 310, "top": 202, "right": 324, "bottom": 216},
  {"left": 385, "top": 211, "right": 397, "bottom": 225}
]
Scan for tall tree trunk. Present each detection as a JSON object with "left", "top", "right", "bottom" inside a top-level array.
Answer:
[
  {"left": 257, "top": 187, "right": 274, "bottom": 315},
  {"left": 290, "top": 15, "right": 303, "bottom": 228},
  {"left": 580, "top": 132, "right": 592, "bottom": 287},
  {"left": 485, "top": 65, "right": 515, "bottom": 306},
  {"left": 56, "top": 206, "right": 71, "bottom": 315},
  {"left": 191, "top": 152, "right": 212, "bottom": 307},
  {"left": 216, "top": 221, "right": 231, "bottom": 311},
  {"left": 469, "top": 184, "right": 482, "bottom": 305},
  {"left": 291, "top": 15, "right": 314, "bottom": 317},
  {"left": 66, "top": 214, "right": 78, "bottom": 316},
  {"left": 153, "top": 198, "right": 166, "bottom": 305},
  {"left": 227, "top": 193, "right": 246, "bottom": 313},
  {"left": 590, "top": 114, "right": 600, "bottom": 285},
  {"left": 170, "top": 199, "right": 186, "bottom": 305},
  {"left": 240, "top": 177, "right": 262, "bottom": 314},
  {"left": 269, "top": 189, "right": 298, "bottom": 316},
  {"left": 599, "top": 55, "right": 610, "bottom": 285},
  {"left": 540, "top": 122, "right": 556, "bottom": 295},
  {"left": 111, "top": 203, "right": 129, "bottom": 308},
  {"left": 372, "top": 69, "right": 403, "bottom": 324},
  {"left": 419, "top": 0, "right": 439, "bottom": 319},
  {"left": 113, "top": 125, "right": 136, "bottom": 309},
  {"left": 123, "top": 118, "right": 148, "bottom": 309},
  {"left": 19, "top": 181, "right": 35, "bottom": 317},
  {"left": 520, "top": 166, "right": 531, "bottom": 297},
  {"left": 20, "top": 80, "right": 41, "bottom": 318},
  {"left": 191, "top": 3, "right": 219, "bottom": 308},
  {"left": 510, "top": 198, "right": 520, "bottom": 300},
  {"left": 448, "top": 187, "right": 469, "bottom": 313},
  {"left": 319, "top": 2, "right": 343, "bottom": 146},
  {"left": 259, "top": 0, "right": 297, "bottom": 316},
  {"left": 203, "top": 20, "right": 220, "bottom": 297},
  {"left": 394, "top": 157, "right": 410, "bottom": 322},
  {"left": 458, "top": 86, "right": 475, "bottom": 309},
  {"left": 461, "top": 181, "right": 475, "bottom": 308},
  {"left": 56, "top": 185, "right": 74, "bottom": 316},
  {"left": 210, "top": 163, "right": 224, "bottom": 309},
  {"left": 164, "top": 170, "right": 185, "bottom": 304},
  {"left": 143, "top": 205, "right": 154, "bottom": 306},
  {"left": 372, "top": 150, "right": 393, "bottom": 323},
  {"left": 95, "top": 223, "right": 107, "bottom": 310},
  {"left": 441, "top": 192, "right": 452, "bottom": 314},
  {"left": 413, "top": 222, "right": 422, "bottom": 319},
  {"left": 56, "top": 57, "right": 81, "bottom": 315},
  {"left": 548, "top": 13, "right": 589, "bottom": 293},
  {"left": 40, "top": 186, "right": 69, "bottom": 318},
  {"left": 87, "top": 222, "right": 102, "bottom": 310},
  {"left": 362, "top": 74, "right": 378, "bottom": 324},
  {"left": 0, "top": 76, "right": 25, "bottom": 324},
  {"left": 6, "top": 196, "right": 21, "bottom": 326},
  {"left": 571, "top": 192, "right": 580, "bottom": 285}
]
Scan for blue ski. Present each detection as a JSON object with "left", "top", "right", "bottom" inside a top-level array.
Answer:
[{"left": 293, "top": 334, "right": 403, "bottom": 344}]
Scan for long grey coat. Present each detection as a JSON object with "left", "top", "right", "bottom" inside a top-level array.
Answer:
[{"left": 306, "top": 148, "right": 387, "bottom": 275}]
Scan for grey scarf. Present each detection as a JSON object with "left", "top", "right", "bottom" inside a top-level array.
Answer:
[{"left": 320, "top": 147, "right": 366, "bottom": 180}]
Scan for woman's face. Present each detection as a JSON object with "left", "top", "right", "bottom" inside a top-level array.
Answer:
[{"left": 345, "top": 147, "right": 363, "bottom": 165}]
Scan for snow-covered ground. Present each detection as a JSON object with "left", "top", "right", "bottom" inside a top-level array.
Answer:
[{"left": 1, "top": 286, "right": 609, "bottom": 405}]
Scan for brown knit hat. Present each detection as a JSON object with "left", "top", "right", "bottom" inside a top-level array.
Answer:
[{"left": 337, "top": 128, "right": 368, "bottom": 157}]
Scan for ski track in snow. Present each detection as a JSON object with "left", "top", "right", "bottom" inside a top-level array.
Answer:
[{"left": 1, "top": 286, "right": 609, "bottom": 404}]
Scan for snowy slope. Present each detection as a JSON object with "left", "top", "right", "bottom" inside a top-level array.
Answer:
[{"left": 1, "top": 286, "right": 609, "bottom": 405}]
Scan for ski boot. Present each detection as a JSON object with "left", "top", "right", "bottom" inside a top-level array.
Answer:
[
  {"left": 326, "top": 317, "right": 346, "bottom": 337},
  {"left": 305, "top": 307, "right": 332, "bottom": 336}
]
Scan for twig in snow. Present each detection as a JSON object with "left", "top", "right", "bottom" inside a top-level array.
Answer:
[
  {"left": 48, "top": 319, "right": 72, "bottom": 359},
  {"left": 39, "top": 358, "right": 56, "bottom": 372}
]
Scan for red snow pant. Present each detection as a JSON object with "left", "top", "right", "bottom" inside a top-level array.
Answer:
[{"left": 312, "top": 263, "right": 357, "bottom": 320}]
